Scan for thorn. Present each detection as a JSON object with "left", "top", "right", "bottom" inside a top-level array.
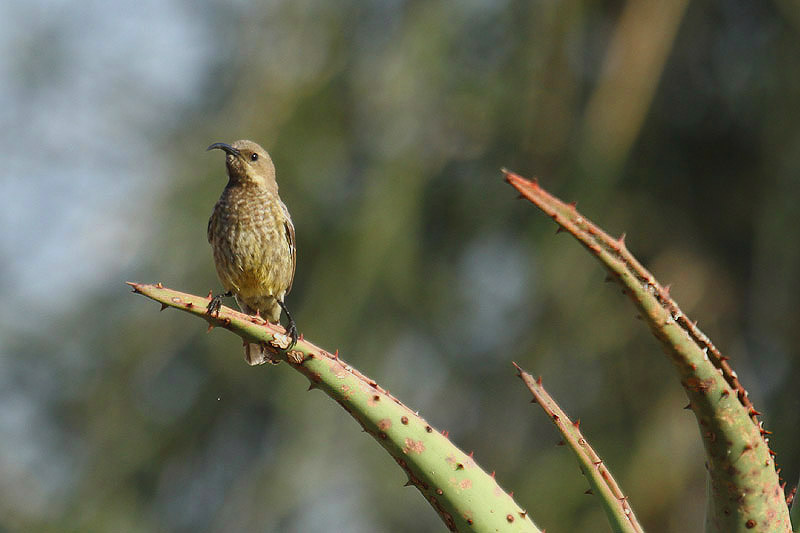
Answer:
[
  {"left": 517, "top": 194, "right": 525, "bottom": 200},
  {"left": 155, "top": 282, "right": 163, "bottom": 289},
  {"left": 126, "top": 282, "right": 141, "bottom": 293},
  {"left": 160, "top": 303, "right": 168, "bottom": 311},
  {"left": 491, "top": 471, "right": 496, "bottom": 478},
  {"left": 567, "top": 201, "right": 577, "bottom": 210},
  {"left": 662, "top": 285, "right": 671, "bottom": 297},
  {"left": 555, "top": 226, "right": 565, "bottom": 234},
  {"left": 333, "top": 349, "right": 339, "bottom": 360},
  {"left": 298, "top": 333, "right": 304, "bottom": 341},
  {"left": 468, "top": 451, "right": 474, "bottom": 458},
  {"left": 441, "top": 429, "right": 449, "bottom": 437},
  {"left": 572, "top": 419, "right": 581, "bottom": 429},
  {"left": 207, "top": 290, "right": 213, "bottom": 299},
  {"left": 585, "top": 489, "right": 593, "bottom": 495},
  {"left": 557, "top": 440, "right": 565, "bottom": 446},
  {"left": 207, "top": 323, "right": 215, "bottom": 333},
  {"left": 530, "top": 398, "right": 538, "bottom": 404},
  {"left": 511, "top": 361, "right": 522, "bottom": 373},
  {"left": 536, "top": 376, "right": 542, "bottom": 386},
  {"left": 508, "top": 491, "right": 514, "bottom": 497},
  {"left": 618, "top": 233, "right": 626, "bottom": 246},
  {"left": 749, "top": 408, "right": 762, "bottom": 417}
]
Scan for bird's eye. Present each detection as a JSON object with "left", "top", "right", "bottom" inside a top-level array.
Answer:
[{"left": 250, "top": 153, "right": 259, "bottom": 161}]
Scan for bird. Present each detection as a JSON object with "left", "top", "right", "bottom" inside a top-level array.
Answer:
[{"left": 205, "top": 139, "right": 298, "bottom": 365}]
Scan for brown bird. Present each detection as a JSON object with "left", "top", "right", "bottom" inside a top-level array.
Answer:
[{"left": 205, "top": 139, "right": 297, "bottom": 365}]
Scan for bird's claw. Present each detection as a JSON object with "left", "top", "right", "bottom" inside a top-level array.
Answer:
[
  {"left": 286, "top": 322, "right": 299, "bottom": 351},
  {"left": 206, "top": 290, "right": 231, "bottom": 316}
]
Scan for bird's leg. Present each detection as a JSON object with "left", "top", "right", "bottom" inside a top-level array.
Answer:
[
  {"left": 206, "top": 290, "right": 232, "bottom": 316},
  {"left": 277, "top": 299, "right": 298, "bottom": 349}
]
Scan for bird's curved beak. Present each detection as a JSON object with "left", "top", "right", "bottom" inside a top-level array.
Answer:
[{"left": 207, "top": 142, "right": 241, "bottom": 157}]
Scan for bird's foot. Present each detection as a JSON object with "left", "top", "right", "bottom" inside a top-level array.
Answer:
[
  {"left": 277, "top": 299, "right": 299, "bottom": 351},
  {"left": 286, "top": 320, "right": 299, "bottom": 351},
  {"left": 206, "top": 290, "right": 232, "bottom": 316}
]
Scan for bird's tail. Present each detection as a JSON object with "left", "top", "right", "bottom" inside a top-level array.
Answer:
[{"left": 243, "top": 342, "right": 280, "bottom": 366}]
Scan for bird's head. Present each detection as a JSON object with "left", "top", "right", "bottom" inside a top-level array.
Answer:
[{"left": 207, "top": 139, "right": 276, "bottom": 188}]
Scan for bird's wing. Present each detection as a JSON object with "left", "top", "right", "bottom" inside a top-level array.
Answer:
[{"left": 282, "top": 203, "right": 296, "bottom": 294}]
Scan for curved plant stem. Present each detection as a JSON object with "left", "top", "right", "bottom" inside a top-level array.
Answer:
[
  {"left": 129, "top": 282, "right": 540, "bottom": 533},
  {"left": 514, "top": 363, "right": 643, "bottom": 533},
  {"left": 504, "top": 170, "right": 790, "bottom": 533}
]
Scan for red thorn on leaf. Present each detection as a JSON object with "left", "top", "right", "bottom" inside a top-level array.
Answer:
[
  {"left": 721, "top": 390, "right": 730, "bottom": 398},
  {"left": 572, "top": 419, "right": 581, "bottom": 429},
  {"left": 508, "top": 491, "right": 514, "bottom": 497},
  {"left": 160, "top": 303, "right": 168, "bottom": 312},
  {"left": 787, "top": 487, "right": 797, "bottom": 506},
  {"left": 156, "top": 282, "right": 163, "bottom": 289},
  {"left": 333, "top": 349, "right": 340, "bottom": 359},
  {"left": 749, "top": 408, "right": 762, "bottom": 417},
  {"left": 661, "top": 285, "right": 671, "bottom": 297},
  {"left": 126, "top": 282, "right": 141, "bottom": 293},
  {"left": 491, "top": 471, "right": 496, "bottom": 478},
  {"left": 617, "top": 233, "right": 626, "bottom": 246},
  {"left": 441, "top": 429, "right": 449, "bottom": 437},
  {"left": 468, "top": 451, "right": 474, "bottom": 458},
  {"left": 207, "top": 290, "right": 213, "bottom": 299},
  {"left": 206, "top": 323, "right": 214, "bottom": 333},
  {"left": 568, "top": 201, "right": 577, "bottom": 210},
  {"left": 536, "top": 376, "right": 542, "bottom": 386},
  {"left": 585, "top": 489, "right": 593, "bottom": 495}
]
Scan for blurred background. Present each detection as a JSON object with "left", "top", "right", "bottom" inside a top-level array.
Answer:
[{"left": 1, "top": 0, "right": 799, "bottom": 531}]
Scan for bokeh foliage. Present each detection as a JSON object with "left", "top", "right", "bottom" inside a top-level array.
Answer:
[{"left": 2, "top": 1, "right": 799, "bottom": 532}]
